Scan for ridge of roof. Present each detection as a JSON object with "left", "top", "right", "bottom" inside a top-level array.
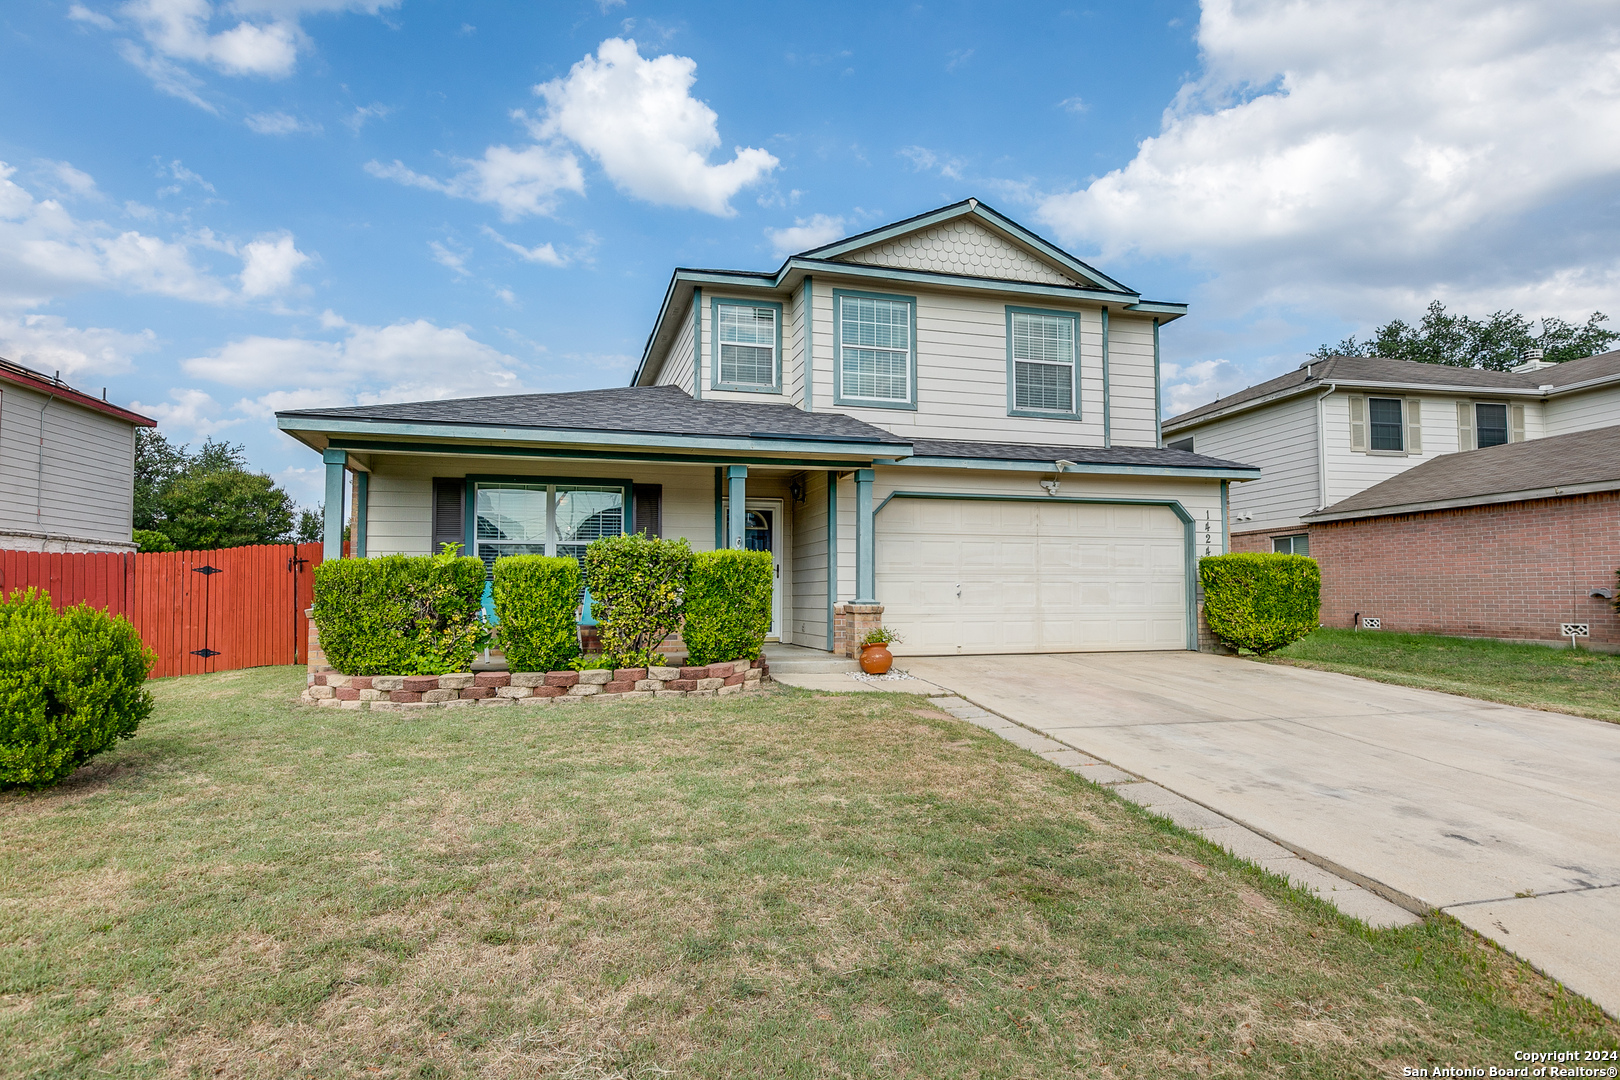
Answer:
[{"left": 1303, "top": 423, "right": 1620, "bottom": 522}]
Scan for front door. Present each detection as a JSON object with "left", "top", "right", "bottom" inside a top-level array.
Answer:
[{"left": 725, "top": 497, "right": 784, "bottom": 638}]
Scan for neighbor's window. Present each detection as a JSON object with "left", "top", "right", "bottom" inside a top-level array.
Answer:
[
  {"left": 838, "top": 293, "right": 912, "bottom": 403},
  {"left": 1010, "top": 310, "right": 1077, "bottom": 413},
  {"left": 1475, "top": 402, "right": 1509, "bottom": 448},
  {"left": 474, "top": 483, "right": 624, "bottom": 575},
  {"left": 1368, "top": 397, "right": 1404, "bottom": 451},
  {"left": 1273, "top": 534, "right": 1310, "bottom": 555},
  {"left": 716, "top": 302, "right": 777, "bottom": 387},
  {"left": 1167, "top": 436, "right": 1195, "bottom": 453}
]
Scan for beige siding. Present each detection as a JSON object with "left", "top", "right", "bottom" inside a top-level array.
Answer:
[
  {"left": 1321, "top": 392, "right": 1461, "bottom": 507},
  {"left": 1544, "top": 384, "right": 1620, "bottom": 436},
  {"left": 839, "top": 219, "right": 1079, "bottom": 286},
  {"left": 1105, "top": 314, "right": 1160, "bottom": 448},
  {"left": 0, "top": 383, "right": 137, "bottom": 547},
  {"left": 1180, "top": 393, "right": 1320, "bottom": 534},
  {"left": 784, "top": 282, "right": 807, "bottom": 409},
  {"left": 696, "top": 292, "right": 794, "bottom": 406},
  {"left": 655, "top": 301, "right": 697, "bottom": 394},
  {"left": 789, "top": 469, "right": 831, "bottom": 646}
]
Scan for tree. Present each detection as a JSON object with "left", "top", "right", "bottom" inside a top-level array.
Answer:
[
  {"left": 133, "top": 429, "right": 189, "bottom": 531},
  {"left": 158, "top": 469, "right": 296, "bottom": 550},
  {"left": 1312, "top": 302, "right": 1618, "bottom": 371},
  {"left": 295, "top": 506, "right": 323, "bottom": 544}
]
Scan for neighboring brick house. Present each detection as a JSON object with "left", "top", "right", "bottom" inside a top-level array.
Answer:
[{"left": 1301, "top": 425, "right": 1620, "bottom": 648}]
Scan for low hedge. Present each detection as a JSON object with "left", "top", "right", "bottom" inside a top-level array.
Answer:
[
  {"left": 584, "top": 534, "right": 693, "bottom": 668},
  {"left": 682, "top": 549, "right": 773, "bottom": 666},
  {"left": 312, "top": 548, "right": 488, "bottom": 675},
  {"left": 0, "top": 588, "right": 153, "bottom": 788},
  {"left": 492, "top": 555, "right": 581, "bottom": 673},
  {"left": 1199, "top": 552, "right": 1320, "bottom": 654}
]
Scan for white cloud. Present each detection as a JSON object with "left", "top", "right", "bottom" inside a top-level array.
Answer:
[
  {"left": 481, "top": 225, "right": 567, "bottom": 266},
  {"left": 366, "top": 143, "right": 585, "bottom": 220},
  {"left": 0, "top": 314, "right": 158, "bottom": 378},
  {"left": 129, "top": 387, "right": 241, "bottom": 435},
  {"left": 47, "top": 162, "right": 100, "bottom": 199},
  {"left": 238, "top": 231, "right": 309, "bottom": 295},
  {"left": 428, "top": 240, "right": 470, "bottom": 277},
  {"left": 531, "top": 37, "right": 778, "bottom": 216},
  {"left": 343, "top": 102, "right": 390, "bottom": 132},
  {"left": 245, "top": 110, "right": 320, "bottom": 135},
  {"left": 898, "top": 145, "right": 963, "bottom": 180},
  {"left": 764, "top": 214, "right": 846, "bottom": 257},
  {"left": 180, "top": 316, "right": 528, "bottom": 421},
  {"left": 1035, "top": 0, "right": 1620, "bottom": 321},
  {"left": 1057, "top": 96, "right": 1087, "bottom": 114}
]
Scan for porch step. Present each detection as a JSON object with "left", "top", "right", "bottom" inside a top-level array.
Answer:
[{"left": 762, "top": 644, "right": 858, "bottom": 674}]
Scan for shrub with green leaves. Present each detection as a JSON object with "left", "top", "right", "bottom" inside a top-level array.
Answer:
[
  {"left": 312, "top": 546, "right": 488, "bottom": 675},
  {"left": 0, "top": 588, "right": 154, "bottom": 789},
  {"left": 492, "top": 555, "right": 581, "bottom": 673},
  {"left": 1199, "top": 552, "right": 1321, "bottom": 655},
  {"left": 682, "top": 548, "right": 772, "bottom": 666},
  {"left": 584, "top": 534, "right": 693, "bottom": 668}
]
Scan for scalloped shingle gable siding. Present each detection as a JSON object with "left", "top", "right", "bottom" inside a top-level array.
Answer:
[{"left": 838, "top": 220, "right": 1078, "bottom": 286}]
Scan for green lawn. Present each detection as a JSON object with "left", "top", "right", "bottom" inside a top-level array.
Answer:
[
  {"left": 2, "top": 667, "right": 1614, "bottom": 1078},
  {"left": 1269, "top": 627, "right": 1620, "bottom": 723}
]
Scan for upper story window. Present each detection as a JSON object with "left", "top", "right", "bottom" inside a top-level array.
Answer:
[
  {"left": 1006, "top": 307, "right": 1079, "bottom": 418},
  {"left": 1368, "top": 397, "right": 1405, "bottom": 451},
  {"left": 1475, "top": 402, "right": 1509, "bottom": 448},
  {"left": 834, "top": 290, "right": 916, "bottom": 410},
  {"left": 712, "top": 299, "right": 781, "bottom": 392}
]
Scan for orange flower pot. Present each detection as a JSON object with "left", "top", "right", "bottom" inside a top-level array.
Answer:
[{"left": 859, "top": 642, "right": 893, "bottom": 675}]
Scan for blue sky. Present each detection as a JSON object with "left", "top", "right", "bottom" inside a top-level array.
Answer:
[{"left": 3, "top": 0, "right": 1618, "bottom": 505}]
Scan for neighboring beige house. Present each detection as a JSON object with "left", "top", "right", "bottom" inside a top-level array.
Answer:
[
  {"left": 278, "top": 199, "right": 1258, "bottom": 657},
  {"left": 1161, "top": 350, "right": 1620, "bottom": 553},
  {"left": 0, "top": 357, "right": 156, "bottom": 553}
]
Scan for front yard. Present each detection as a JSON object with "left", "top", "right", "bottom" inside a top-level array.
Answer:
[
  {"left": 2, "top": 667, "right": 1615, "bottom": 1078},
  {"left": 1270, "top": 627, "right": 1620, "bottom": 724}
]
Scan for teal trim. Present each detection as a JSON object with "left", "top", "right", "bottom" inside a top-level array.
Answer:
[
  {"left": 1101, "top": 307, "right": 1111, "bottom": 448},
  {"left": 853, "top": 468, "right": 875, "bottom": 603},
  {"left": 877, "top": 455, "right": 1260, "bottom": 480},
  {"left": 832, "top": 288, "right": 918, "bottom": 412},
  {"left": 1153, "top": 317, "right": 1163, "bottom": 447},
  {"left": 692, "top": 286, "right": 703, "bottom": 400},
  {"left": 1220, "top": 480, "right": 1230, "bottom": 554},
  {"left": 1004, "top": 304, "right": 1082, "bottom": 421},
  {"left": 825, "top": 470, "right": 837, "bottom": 651},
  {"left": 714, "top": 467, "right": 723, "bottom": 548},
  {"left": 322, "top": 437, "right": 881, "bottom": 470},
  {"left": 322, "top": 452, "right": 345, "bottom": 561},
  {"left": 801, "top": 275, "right": 814, "bottom": 412},
  {"left": 873, "top": 490, "right": 1199, "bottom": 650},
  {"left": 1125, "top": 301, "right": 1189, "bottom": 316},
  {"left": 463, "top": 473, "right": 633, "bottom": 577},
  {"left": 285, "top": 420, "right": 911, "bottom": 461},
  {"left": 710, "top": 297, "right": 784, "bottom": 393},
  {"left": 725, "top": 464, "right": 748, "bottom": 548},
  {"left": 354, "top": 470, "right": 368, "bottom": 558},
  {"left": 791, "top": 260, "right": 1135, "bottom": 307}
]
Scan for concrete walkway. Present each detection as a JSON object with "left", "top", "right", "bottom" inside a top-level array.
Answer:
[{"left": 904, "top": 651, "right": 1620, "bottom": 1017}]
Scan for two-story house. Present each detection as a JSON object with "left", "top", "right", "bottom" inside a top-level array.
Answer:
[
  {"left": 276, "top": 200, "right": 1257, "bottom": 657},
  {"left": 1162, "top": 350, "right": 1620, "bottom": 555}
]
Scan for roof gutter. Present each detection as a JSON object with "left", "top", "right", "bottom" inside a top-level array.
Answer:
[{"left": 1314, "top": 378, "right": 1337, "bottom": 511}]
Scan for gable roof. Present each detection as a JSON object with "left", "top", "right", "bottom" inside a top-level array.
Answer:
[
  {"left": 1304, "top": 423, "right": 1620, "bottom": 522},
  {"left": 1164, "top": 349, "right": 1620, "bottom": 432},
  {"left": 901, "top": 437, "right": 1258, "bottom": 476},
  {"left": 0, "top": 356, "right": 156, "bottom": 427},
  {"left": 278, "top": 384, "right": 908, "bottom": 448}
]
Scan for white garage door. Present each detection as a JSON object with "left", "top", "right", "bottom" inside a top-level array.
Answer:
[{"left": 876, "top": 498, "right": 1189, "bottom": 654}]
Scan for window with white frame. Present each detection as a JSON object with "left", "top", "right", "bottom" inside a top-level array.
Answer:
[
  {"left": 473, "top": 482, "right": 624, "bottom": 575},
  {"left": 716, "top": 302, "right": 777, "bottom": 387},
  {"left": 1273, "top": 534, "right": 1310, "bottom": 555},
  {"left": 1010, "top": 310, "right": 1076, "bottom": 413},
  {"left": 837, "top": 293, "right": 912, "bottom": 403},
  {"left": 1368, "top": 397, "right": 1404, "bottom": 451},
  {"left": 1475, "top": 402, "right": 1509, "bottom": 448}
]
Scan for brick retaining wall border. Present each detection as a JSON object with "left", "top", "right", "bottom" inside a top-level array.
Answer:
[{"left": 300, "top": 658, "right": 772, "bottom": 711}]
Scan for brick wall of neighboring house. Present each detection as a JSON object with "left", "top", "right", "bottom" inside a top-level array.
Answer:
[
  {"left": 1309, "top": 491, "right": 1620, "bottom": 647},
  {"left": 1230, "top": 528, "right": 1290, "bottom": 554}
]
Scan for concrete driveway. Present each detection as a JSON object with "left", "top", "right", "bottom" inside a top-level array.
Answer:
[{"left": 903, "top": 651, "right": 1620, "bottom": 1017}]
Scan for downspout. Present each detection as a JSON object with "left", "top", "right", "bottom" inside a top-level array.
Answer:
[
  {"left": 36, "top": 384, "right": 58, "bottom": 525},
  {"left": 1314, "top": 373, "right": 1337, "bottom": 512}
]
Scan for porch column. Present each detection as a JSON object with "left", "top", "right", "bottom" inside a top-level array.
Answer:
[
  {"left": 825, "top": 469, "right": 838, "bottom": 651},
  {"left": 726, "top": 465, "right": 748, "bottom": 549},
  {"left": 854, "top": 468, "right": 875, "bottom": 603},
  {"left": 353, "top": 470, "right": 369, "bottom": 559},
  {"left": 322, "top": 447, "right": 346, "bottom": 561}
]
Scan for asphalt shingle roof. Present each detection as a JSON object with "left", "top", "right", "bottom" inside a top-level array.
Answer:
[
  {"left": 278, "top": 384, "right": 909, "bottom": 444},
  {"left": 1164, "top": 350, "right": 1620, "bottom": 430},
  {"left": 1305, "top": 424, "right": 1620, "bottom": 521},
  {"left": 907, "top": 438, "right": 1255, "bottom": 471}
]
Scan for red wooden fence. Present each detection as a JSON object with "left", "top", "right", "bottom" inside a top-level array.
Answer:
[{"left": 0, "top": 542, "right": 322, "bottom": 678}]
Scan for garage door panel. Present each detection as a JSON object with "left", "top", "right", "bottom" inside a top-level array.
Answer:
[{"left": 878, "top": 498, "right": 1188, "bottom": 655}]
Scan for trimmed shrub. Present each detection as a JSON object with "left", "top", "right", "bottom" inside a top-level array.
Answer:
[
  {"left": 1199, "top": 552, "right": 1321, "bottom": 655},
  {"left": 683, "top": 549, "right": 773, "bottom": 666},
  {"left": 312, "top": 547, "right": 488, "bottom": 675},
  {"left": 0, "top": 588, "right": 154, "bottom": 789},
  {"left": 584, "top": 534, "right": 693, "bottom": 668},
  {"left": 492, "top": 555, "right": 581, "bottom": 673}
]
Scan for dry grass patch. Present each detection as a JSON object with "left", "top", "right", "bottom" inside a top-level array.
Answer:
[{"left": 1, "top": 665, "right": 1614, "bottom": 1079}]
